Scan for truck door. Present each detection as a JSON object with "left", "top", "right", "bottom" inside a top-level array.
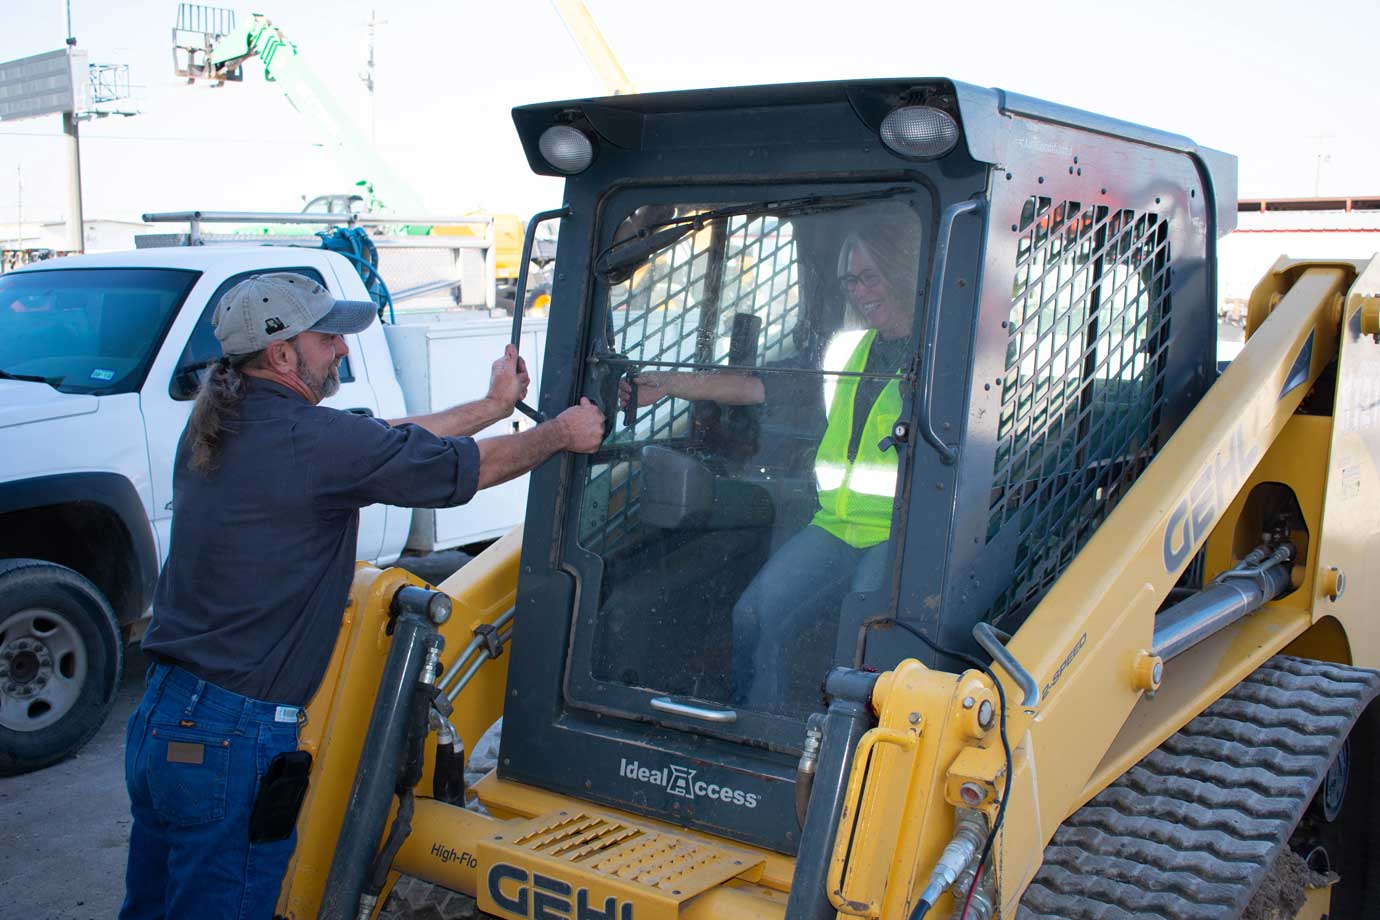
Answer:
[{"left": 141, "top": 266, "right": 388, "bottom": 563}]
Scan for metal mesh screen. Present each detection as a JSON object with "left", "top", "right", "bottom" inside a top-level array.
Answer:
[
  {"left": 985, "top": 197, "right": 1172, "bottom": 624},
  {"left": 580, "top": 214, "right": 801, "bottom": 553}
]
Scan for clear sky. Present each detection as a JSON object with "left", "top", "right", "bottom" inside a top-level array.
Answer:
[{"left": 2, "top": 0, "right": 1376, "bottom": 228}]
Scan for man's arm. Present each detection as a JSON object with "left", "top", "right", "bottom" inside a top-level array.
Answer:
[
  {"left": 387, "top": 344, "right": 530, "bottom": 436},
  {"left": 476, "top": 398, "right": 605, "bottom": 489},
  {"left": 389, "top": 396, "right": 509, "bottom": 438}
]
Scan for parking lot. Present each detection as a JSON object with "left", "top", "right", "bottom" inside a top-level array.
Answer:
[
  {"left": 0, "top": 550, "right": 466, "bottom": 920},
  {"left": 0, "top": 645, "right": 147, "bottom": 920}
]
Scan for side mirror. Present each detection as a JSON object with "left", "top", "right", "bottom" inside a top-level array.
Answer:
[{"left": 169, "top": 362, "right": 211, "bottom": 401}]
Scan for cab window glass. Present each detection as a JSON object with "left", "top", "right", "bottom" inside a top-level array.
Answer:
[{"left": 575, "top": 195, "right": 925, "bottom": 721}]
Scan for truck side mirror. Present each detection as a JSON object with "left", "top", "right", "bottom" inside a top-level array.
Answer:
[{"left": 170, "top": 361, "right": 211, "bottom": 401}]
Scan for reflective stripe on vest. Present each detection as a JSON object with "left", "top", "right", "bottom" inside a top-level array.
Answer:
[{"left": 811, "top": 329, "right": 903, "bottom": 548}]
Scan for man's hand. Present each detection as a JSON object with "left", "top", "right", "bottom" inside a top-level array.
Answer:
[
  {"left": 555, "top": 398, "right": 605, "bottom": 453},
  {"left": 487, "top": 344, "right": 531, "bottom": 414}
]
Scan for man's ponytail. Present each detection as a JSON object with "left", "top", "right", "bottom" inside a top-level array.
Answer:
[{"left": 185, "top": 353, "right": 261, "bottom": 473}]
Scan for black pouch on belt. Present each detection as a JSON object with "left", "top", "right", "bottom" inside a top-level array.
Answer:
[{"left": 249, "top": 750, "right": 313, "bottom": 843}]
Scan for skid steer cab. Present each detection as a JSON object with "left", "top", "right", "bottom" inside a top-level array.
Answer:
[{"left": 280, "top": 79, "right": 1380, "bottom": 920}]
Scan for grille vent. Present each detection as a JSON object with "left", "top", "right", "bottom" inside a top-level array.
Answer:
[{"left": 986, "top": 196, "right": 1172, "bottom": 624}]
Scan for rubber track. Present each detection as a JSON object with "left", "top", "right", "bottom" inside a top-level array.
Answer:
[{"left": 1017, "top": 656, "right": 1380, "bottom": 920}]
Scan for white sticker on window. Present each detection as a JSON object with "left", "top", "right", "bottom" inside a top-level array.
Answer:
[{"left": 90, "top": 368, "right": 115, "bottom": 381}]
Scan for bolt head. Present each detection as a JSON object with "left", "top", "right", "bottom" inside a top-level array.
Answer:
[
  {"left": 428, "top": 594, "right": 453, "bottom": 625},
  {"left": 1325, "top": 567, "right": 1347, "bottom": 601},
  {"left": 977, "top": 700, "right": 995, "bottom": 730},
  {"left": 959, "top": 782, "right": 987, "bottom": 805},
  {"left": 908, "top": 711, "right": 921, "bottom": 725},
  {"left": 962, "top": 696, "right": 976, "bottom": 710}
]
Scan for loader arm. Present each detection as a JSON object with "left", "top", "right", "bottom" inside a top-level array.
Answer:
[
  {"left": 833, "top": 258, "right": 1374, "bottom": 920},
  {"left": 990, "top": 260, "right": 1357, "bottom": 910}
]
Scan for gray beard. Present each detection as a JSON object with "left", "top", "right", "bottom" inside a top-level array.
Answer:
[{"left": 296, "top": 353, "right": 341, "bottom": 401}]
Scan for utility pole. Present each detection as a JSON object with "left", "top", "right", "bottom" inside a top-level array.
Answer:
[
  {"left": 1308, "top": 133, "right": 1333, "bottom": 199},
  {"left": 360, "top": 10, "right": 387, "bottom": 145},
  {"left": 64, "top": 0, "right": 85, "bottom": 252}
]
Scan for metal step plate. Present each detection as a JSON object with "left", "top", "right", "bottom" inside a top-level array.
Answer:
[{"left": 476, "top": 809, "right": 766, "bottom": 920}]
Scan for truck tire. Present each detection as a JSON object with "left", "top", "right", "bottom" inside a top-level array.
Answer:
[{"left": 0, "top": 559, "right": 124, "bottom": 776}]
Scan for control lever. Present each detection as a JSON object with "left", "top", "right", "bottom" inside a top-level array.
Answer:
[{"left": 514, "top": 400, "right": 546, "bottom": 424}]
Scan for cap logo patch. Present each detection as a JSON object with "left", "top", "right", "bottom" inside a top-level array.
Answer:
[{"left": 264, "top": 317, "right": 286, "bottom": 334}]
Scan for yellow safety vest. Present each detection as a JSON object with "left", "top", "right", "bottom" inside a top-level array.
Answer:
[{"left": 811, "top": 329, "right": 904, "bottom": 548}]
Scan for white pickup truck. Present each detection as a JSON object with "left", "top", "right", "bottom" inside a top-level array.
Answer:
[{"left": 0, "top": 244, "right": 546, "bottom": 774}]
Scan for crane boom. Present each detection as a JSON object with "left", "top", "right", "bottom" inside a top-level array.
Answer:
[
  {"left": 199, "top": 12, "right": 425, "bottom": 214},
  {"left": 548, "top": 0, "right": 636, "bottom": 96}
]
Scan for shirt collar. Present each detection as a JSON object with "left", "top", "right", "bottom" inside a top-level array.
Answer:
[{"left": 244, "top": 375, "right": 312, "bottom": 405}]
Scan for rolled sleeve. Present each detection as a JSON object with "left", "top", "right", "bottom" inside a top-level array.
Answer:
[
  {"left": 308, "top": 411, "right": 482, "bottom": 511},
  {"left": 445, "top": 435, "right": 481, "bottom": 506}
]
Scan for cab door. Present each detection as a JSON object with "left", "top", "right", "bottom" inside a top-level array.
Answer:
[{"left": 502, "top": 185, "right": 931, "bottom": 854}]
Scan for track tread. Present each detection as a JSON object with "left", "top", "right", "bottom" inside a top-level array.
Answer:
[{"left": 1016, "top": 655, "right": 1380, "bottom": 920}]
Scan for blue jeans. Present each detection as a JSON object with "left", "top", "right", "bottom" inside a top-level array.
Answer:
[
  {"left": 121, "top": 663, "right": 302, "bottom": 920},
  {"left": 731, "top": 525, "right": 889, "bottom": 710}
]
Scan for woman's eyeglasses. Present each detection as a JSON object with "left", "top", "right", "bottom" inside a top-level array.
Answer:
[{"left": 838, "top": 270, "right": 884, "bottom": 293}]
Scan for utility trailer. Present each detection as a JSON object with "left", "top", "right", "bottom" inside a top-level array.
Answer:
[{"left": 265, "top": 79, "right": 1380, "bottom": 920}]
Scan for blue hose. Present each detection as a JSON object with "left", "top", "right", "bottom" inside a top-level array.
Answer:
[{"left": 315, "top": 227, "right": 395, "bottom": 323}]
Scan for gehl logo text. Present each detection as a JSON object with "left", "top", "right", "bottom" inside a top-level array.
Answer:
[
  {"left": 488, "top": 863, "right": 634, "bottom": 920},
  {"left": 1162, "top": 418, "right": 1260, "bottom": 573}
]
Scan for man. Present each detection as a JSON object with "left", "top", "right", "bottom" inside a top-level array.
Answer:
[{"left": 121, "top": 272, "right": 603, "bottom": 918}]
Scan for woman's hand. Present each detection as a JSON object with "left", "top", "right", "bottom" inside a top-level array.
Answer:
[{"left": 618, "top": 371, "right": 672, "bottom": 409}]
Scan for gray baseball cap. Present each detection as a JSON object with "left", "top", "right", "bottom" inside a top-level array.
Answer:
[{"left": 212, "top": 272, "right": 378, "bottom": 357}]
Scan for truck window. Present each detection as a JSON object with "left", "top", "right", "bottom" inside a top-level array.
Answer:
[
  {"left": 170, "top": 267, "right": 356, "bottom": 401},
  {"left": 0, "top": 267, "right": 200, "bottom": 395},
  {"left": 567, "top": 192, "right": 927, "bottom": 726}
]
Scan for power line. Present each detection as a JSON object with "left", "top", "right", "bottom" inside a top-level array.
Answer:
[{"left": 0, "top": 131, "right": 324, "bottom": 147}]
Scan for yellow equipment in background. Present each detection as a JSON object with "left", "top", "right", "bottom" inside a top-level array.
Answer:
[{"left": 277, "top": 78, "right": 1380, "bottom": 920}]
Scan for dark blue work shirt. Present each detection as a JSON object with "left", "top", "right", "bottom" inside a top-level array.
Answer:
[{"left": 143, "top": 377, "right": 480, "bottom": 705}]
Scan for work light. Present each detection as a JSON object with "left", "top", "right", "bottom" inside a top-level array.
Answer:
[
  {"left": 539, "top": 125, "right": 595, "bottom": 174},
  {"left": 879, "top": 106, "right": 960, "bottom": 160}
]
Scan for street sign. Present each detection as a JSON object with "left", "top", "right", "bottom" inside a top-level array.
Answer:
[{"left": 0, "top": 48, "right": 89, "bottom": 122}]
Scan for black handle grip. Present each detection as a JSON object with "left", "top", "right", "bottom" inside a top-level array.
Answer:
[{"left": 622, "top": 376, "right": 638, "bottom": 428}]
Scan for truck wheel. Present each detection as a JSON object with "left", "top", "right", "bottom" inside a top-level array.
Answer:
[{"left": 0, "top": 559, "right": 124, "bottom": 776}]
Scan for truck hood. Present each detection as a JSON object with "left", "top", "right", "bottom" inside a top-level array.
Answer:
[{"left": 0, "top": 379, "right": 100, "bottom": 429}]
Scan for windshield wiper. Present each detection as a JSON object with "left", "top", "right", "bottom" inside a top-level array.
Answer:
[
  {"left": 0, "top": 368, "right": 60, "bottom": 387},
  {"left": 595, "top": 186, "right": 912, "bottom": 283}
]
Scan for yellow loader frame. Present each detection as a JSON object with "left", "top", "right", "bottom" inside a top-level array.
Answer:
[{"left": 278, "top": 255, "right": 1380, "bottom": 919}]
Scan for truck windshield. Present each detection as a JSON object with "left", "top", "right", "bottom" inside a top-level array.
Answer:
[
  {"left": 568, "top": 190, "right": 927, "bottom": 730},
  {"left": 0, "top": 268, "right": 201, "bottom": 394}
]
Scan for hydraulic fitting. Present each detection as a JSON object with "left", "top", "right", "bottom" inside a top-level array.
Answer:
[{"left": 914, "top": 808, "right": 987, "bottom": 915}]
